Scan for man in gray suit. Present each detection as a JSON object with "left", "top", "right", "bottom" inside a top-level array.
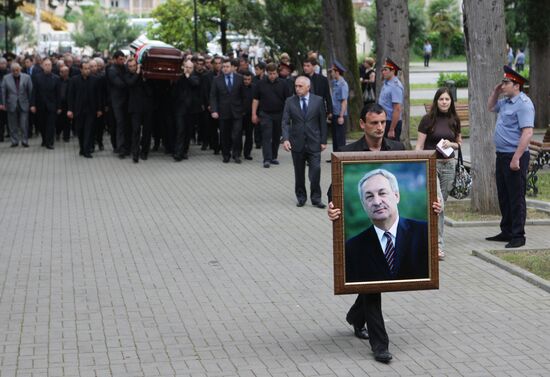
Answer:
[
  {"left": 0, "top": 63, "right": 33, "bottom": 147},
  {"left": 282, "top": 76, "right": 327, "bottom": 208}
]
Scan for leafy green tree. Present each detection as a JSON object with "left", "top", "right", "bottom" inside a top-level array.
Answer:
[
  {"left": 0, "top": 13, "right": 35, "bottom": 52},
  {"left": 72, "top": 3, "right": 139, "bottom": 52},
  {"left": 428, "top": 0, "right": 461, "bottom": 57},
  {"left": 149, "top": 0, "right": 219, "bottom": 51}
]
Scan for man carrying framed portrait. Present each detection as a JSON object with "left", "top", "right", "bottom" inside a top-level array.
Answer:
[{"left": 327, "top": 103, "right": 441, "bottom": 363}]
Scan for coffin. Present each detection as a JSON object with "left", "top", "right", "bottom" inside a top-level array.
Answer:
[{"left": 136, "top": 42, "right": 184, "bottom": 81}]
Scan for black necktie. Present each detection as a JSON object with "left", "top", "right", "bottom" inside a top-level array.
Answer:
[
  {"left": 226, "top": 75, "right": 233, "bottom": 91},
  {"left": 301, "top": 97, "right": 307, "bottom": 117},
  {"left": 384, "top": 231, "right": 396, "bottom": 275}
]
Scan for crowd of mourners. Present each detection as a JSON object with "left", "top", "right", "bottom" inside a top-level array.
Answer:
[{"left": 0, "top": 49, "right": 342, "bottom": 165}]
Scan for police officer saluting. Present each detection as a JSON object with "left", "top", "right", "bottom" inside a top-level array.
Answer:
[{"left": 486, "top": 65, "right": 534, "bottom": 248}]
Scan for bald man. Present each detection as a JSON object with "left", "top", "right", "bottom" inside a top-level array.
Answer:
[{"left": 282, "top": 76, "right": 327, "bottom": 208}]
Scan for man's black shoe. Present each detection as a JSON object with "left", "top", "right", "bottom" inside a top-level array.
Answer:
[
  {"left": 201, "top": 144, "right": 208, "bottom": 151},
  {"left": 244, "top": 156, "right": 253, "bottom": 160},
  {"left": 10, "top": 143, "right": 18, "bottom": 147},
  {"left": 296, "top": 200, "right": 306, "bottom": 207},
  {"left": 233, "top": 157, "right": 241, "bottom": 164},
  {"left": 83, "top": 153, "right": 93, "bottom": 158},
  {"left": 505, "top": 238, "right": 526, "bottom": 248},
  {"left": 22, "top": 143, "right": 29, "bottom": 148},
  {"left": 313, "top": 202, "right": 326, "bottom": 209},
  {"left": 222, "top": 156, "right": 230, "bottom": 163},
  {"left": 46, "top": 145, "right": 54, "bottom": 150},
  {"left": 263, "top": 161, "right": 270, "bottom": 168},
  {"left": 485, "top": 233, "right": 512, "bottom": 242},
  {"left": 133, "top": 156, "right": 139, "bottom": 163},
  {"left": 214, "top": 150, "right": 220, "bottom": 155},
  {"left": 182, "top": 153, "right": 188, "bottom": 160},
  {"left": 98, "top": 144, "right": 105, "bottom": 151},
  {"left": 374, "top": 350, "right": 393, "bottom": 363},
  {"left": 140, "top": 153, "right": 148, "bottom": 160},
  {"left": 352, "top": 325, "right": 369, "bottom": 340},
  {"left": 270, "top": 159, "right": 279, "bottom": 165},
  {"left": 174, "top": 155, "right": 183, "bottom": 162}
]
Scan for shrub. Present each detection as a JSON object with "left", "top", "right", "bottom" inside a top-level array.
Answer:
[{"left": 437, "top": 72, "right": 468, "bottom": 88}]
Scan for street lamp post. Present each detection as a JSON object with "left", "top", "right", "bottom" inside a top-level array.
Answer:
[{"left": 193, "top": 0, "right": 198, "bottom": 52}]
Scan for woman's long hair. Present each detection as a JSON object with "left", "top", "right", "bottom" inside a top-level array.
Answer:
[{"left": 426, "top": 87, "right": 461, "bottom": 137}]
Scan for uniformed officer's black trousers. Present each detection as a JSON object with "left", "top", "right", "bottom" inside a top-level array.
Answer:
[
  {"left": 496, "top": 151, "right": 529, "bottom": 241},
  {"left": 347, "top": 293, "right": 389, "bottom": 353}
]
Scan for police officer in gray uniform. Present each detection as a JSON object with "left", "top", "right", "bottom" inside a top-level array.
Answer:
[
  {"left": 486, "top": 65, "right": 534, "bottom": 248},
  {"left": 377, "top": 58, "right": 404, "bottom": 141}
]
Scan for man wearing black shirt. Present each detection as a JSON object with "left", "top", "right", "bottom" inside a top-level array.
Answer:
[
  {"left": 107, "top": 51, "right": 129, "bottom": 158},
  {"left": 252, "top": 63, "right": 291, "bottom": 168},
  {"left": 67, "top": 60, "right": 103, "bottom": 158},
  {"left": 302, "top": 57, "right": 332, "bottom": 118},
  {"left": 241, "top": 71, "right": 255, "bottom": 160},
  {"left": 30, "top": 58, "right": 60, "bottom": 149},
  {"left": 56, "top": 66, "right": 71, "bottom": 142}
]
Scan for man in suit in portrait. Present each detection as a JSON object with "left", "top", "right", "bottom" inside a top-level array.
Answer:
[
  {"left": 210, "top": 58, "right": 246, "bottom": 163},
  {"left": 0, "top": 62, "right": 33, "bottom": 147},
  {"left": 345, "top": 168, "right": 429, "bottom": 282},
  {"left": 282, "top": 75, "right": 327, "bottom": 208}
]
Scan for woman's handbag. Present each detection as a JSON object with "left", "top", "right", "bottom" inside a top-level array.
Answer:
[{"left": 449, "top": 146, "right": 472, "bottom": 199}]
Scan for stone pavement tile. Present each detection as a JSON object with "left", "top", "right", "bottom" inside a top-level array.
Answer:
[{"left": 2, "top": 141, "right": 550, "bottom": 376}]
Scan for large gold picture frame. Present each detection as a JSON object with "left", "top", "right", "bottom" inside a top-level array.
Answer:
[{"left": 332, "top": 150, "right": 439, "bottom": 294}]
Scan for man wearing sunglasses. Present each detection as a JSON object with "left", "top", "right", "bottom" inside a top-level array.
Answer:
[{"left": 486, "top": 65, "right": 534, "bottom": 249}]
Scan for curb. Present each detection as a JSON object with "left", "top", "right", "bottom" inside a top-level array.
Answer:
[
  {"left": 446, "top": 218, "right": 550, "bottom": 227},
  {"left": 472, "top": 249, "right": 550, "bottom": 294}
]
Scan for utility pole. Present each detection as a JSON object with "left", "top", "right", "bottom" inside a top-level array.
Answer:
[{"left": 193, "top": 0, "right": 198, "bottom": 51}]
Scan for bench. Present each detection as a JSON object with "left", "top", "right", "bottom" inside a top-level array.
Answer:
[
  {"left": 424, "top": 103, "right": 470, "bottom": 128},
  {"left": 527, "top": 140, "right": 550, "bottom": 196}
]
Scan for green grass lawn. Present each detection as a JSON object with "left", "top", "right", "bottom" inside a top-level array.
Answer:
[
  {"left": 530, "top": 171, "right": 550, "bottom": 201},
  {"left": 410, "top": 83, "right": 438, "bottom": 90},
  {"left": 445, "top": 200, "right": 550, "bottom": 222},
  {"left": 490, "top": 249, "right": 550, "bottom": 281}
]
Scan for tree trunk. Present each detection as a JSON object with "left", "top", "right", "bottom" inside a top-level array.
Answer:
[
  {"left": 463, "top": 0, "right": 504, "bottom": 213},
  {"left": 529, "top": 37, "right": 550, "bottom": 132},
  {"left": 375, "top": 0, "right": 410, "bottom": 148},
  {"left": 322, "top": 0, "right": 361, "bottom": 131}
]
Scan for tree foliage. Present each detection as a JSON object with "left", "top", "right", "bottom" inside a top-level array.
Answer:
[
  {"left": 148, "top": 0, "right": 219, "bottom": 51},
  {"left": 0, "top": 13, "right": 36, "bottom": 51},
  {"left": 72, "top": 3, "right": 139, "bottom": 52},
  {"left": 428, "top": 0, "right": 461, "bottom": 57}
]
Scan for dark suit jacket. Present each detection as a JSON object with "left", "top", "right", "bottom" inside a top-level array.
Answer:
[
  {"left": 31, "top": 72, "right": 60, "bottom": 113},
  {"left": 173, "top": 73, "right": 201, "bottom": 114},
  {"left": 106, "top": 64, "right": 128, "bottom": 108},
  {"left": 209, "top": 73, "right": 245, "bottom": 119},
  {"left": 345, "top": 218, "right": 429, "bottom": 282},
  {"left": 125, "top": 72, "right": 155, "bottom": 114},
  {"left": 281, "top": 93, "right": 327, "bottom": 153},
  {"left": 67, "top": 75, "right": 102, "bottom": 117}
]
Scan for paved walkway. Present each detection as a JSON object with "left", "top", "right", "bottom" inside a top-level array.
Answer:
[{"left": 1, "top": 138, "right": 549, "bottom": 377}]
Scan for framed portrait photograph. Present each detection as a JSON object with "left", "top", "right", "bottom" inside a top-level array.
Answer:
[{"left": 331, "top": 151, "right": 439, "bottom": 295}]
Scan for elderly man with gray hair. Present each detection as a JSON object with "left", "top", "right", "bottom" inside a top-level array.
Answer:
[{"left": 0, "top": 62, "right": 33, "bottom": 147}]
